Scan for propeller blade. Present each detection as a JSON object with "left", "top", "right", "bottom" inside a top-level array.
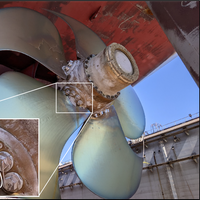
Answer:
[
  {"left": 44, "top": 9, "right": 106, "bottom": 59},
  {"left": 0, "top": 7, "right": 67, "bottom": 79},
  {"left": 0, "top": 72, "right": 89, "bottom": 198},
  {"left": 113, "top": 85, "right": 145, "bottom": 139},
  {"left": 72, "top": 106, "right": 143, "bottom": 199}
]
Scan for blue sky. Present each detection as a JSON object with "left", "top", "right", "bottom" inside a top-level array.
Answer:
[
  {"left": 60, "top": 55, "right": 199, "bottom": 164},
  {"left": 134, "top": 55, "right": 199, "bottom": 133}
]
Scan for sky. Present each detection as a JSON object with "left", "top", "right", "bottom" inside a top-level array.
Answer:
[{"left": 59, "top": 55, "right": 199, "bottom": 164}]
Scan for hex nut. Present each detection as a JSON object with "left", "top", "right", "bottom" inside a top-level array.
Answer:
[
  {"left": 0, "top": 151, "right": 13, "bottom": 172},
  {"left": 76, "top": 100, "right": 83, "bottom": 106},
  {"left": 70, "top": 90, "right": 76, "bottom": 97},
  {"left": 3, "top": 172, "right": 23, "bottom": 193},
  {"left": 68, "top": 60, "right": 73, "bottom": 67},
  {"left": 65, "top": 89, "right": 71, "bottom": 96},
  {"left": 65, "top": 66, "right": 70, "bottom": 71},
  {"left": 75, "top": 95, "right": 81, "bottom": 100}
]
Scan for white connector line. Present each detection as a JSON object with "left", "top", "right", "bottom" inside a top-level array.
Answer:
[
  {"left": 0, "top": 83, "right": 55, "bottom": 102},
  {"left": 39, "top": 113, "right": 93, "bottom": 196}
]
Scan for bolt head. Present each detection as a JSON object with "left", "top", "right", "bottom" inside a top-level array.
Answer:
[
  {"left": 65, "top": 66, "right": 70, "bottom": 71},
  {"left": 99, "top": 111, "right": 104, "bottom": 115},
  {"left": 65, "top": 89, "right": 71, "bottom": 96},
  {"left": 70, "top": 90, "right": 76, "bottom": 97},
  {"left": 67, "top": 60, "right": 73, "bottom": 67},
  {"left": 3, "top": 172, "right": 23, "bottom": 193},
  {"left": 77, "top": 100, "right": 83, "bottom": 106},
  {"left": 0, "top": 151, "right": 13, "bottom": 172},
  {"left": 75, "top": 95, "right": 81, "bottom": 100},
  {"left": 94, "top": 114, "right": 98, "bottom": 118},
  {"left": 104, "top": 109, "right": 109, "bottom": 113}
]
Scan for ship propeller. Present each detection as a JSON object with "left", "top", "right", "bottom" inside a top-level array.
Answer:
[{"left": 0, "top": 7, "right": 145, "bottom": 199}]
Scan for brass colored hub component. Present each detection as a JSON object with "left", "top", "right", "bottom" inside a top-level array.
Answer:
[
  {"left": 86, "top": 43, "right": 139, "bottom": 96},
  {"left": 60, "top": 43, "right": 139, "bottom": 115},
  {"left": 3, "top": 172, "right": 23, "bottom": 194}
]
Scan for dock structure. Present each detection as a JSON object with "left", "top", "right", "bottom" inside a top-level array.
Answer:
[{"left": 58, "top": 117, "right": 199, "bottom": 199}]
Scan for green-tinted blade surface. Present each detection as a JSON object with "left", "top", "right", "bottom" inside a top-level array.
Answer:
[
  {"left": 113, "top": 85, "right": 145, "bottom": 139},
  {"left": 72, "top": 106, "right": 143, "bottom": 199},
  {"left": 45, "top": 9, "right": 106, "bottom": 59},
  {"left": 0, "top": 72, "right": 89, "bottom": 198},
  {"left": 0, "top": 7, "right": 66, "bottom": 78}
]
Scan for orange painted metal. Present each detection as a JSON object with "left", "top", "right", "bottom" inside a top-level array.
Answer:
[{"left": 0, "top": 1, "right": 175, "bottom": 85}]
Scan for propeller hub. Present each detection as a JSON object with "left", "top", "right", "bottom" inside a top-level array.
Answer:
[
  {"left": 86, "top": 43, "right": 139, "bottom": 97},
  {"left": 60, "top": 43, "right": 139, "bottom": 116}
]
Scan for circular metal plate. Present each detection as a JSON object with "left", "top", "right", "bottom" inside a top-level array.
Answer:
[{"left": 0, "top": 124, "right": 38, "bottom": 196}]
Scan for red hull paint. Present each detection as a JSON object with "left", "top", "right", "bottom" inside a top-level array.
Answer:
[
  {"left": 0, "top": 1, "right": 175, "bottom": 85},
  {"left": 146, "top": 1, "right": 199, "bottom": 87}
]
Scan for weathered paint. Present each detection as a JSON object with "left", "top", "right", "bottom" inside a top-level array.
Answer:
[
  {"left": 0, "top": 119, "right": 38, "bottom": 196},
  {"left": 146, "top": 1, "right": 199, "bottom": 87},
  {"left": 0, "top": 1, "right": 175, "bottom": 85}
]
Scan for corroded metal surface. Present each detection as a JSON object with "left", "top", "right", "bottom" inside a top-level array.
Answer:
[
  {"left": 86, "top": 43, "right": 139, "bottom": 96},
  {"left": 0, "top": 1, "right": 175, "bottom": 84},
  {"left": 146, "top": 1, "right": 199, "bottom": 87},
  {"left": 59, "top": 43, "right": 141, "bottom": 117},
  {"left": 0, "top": 120, "right": 38, "bottom": 196}
]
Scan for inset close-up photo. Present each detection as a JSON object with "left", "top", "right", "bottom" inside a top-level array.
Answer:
[
  {"left": 0, "top": 1, "right": 199, "bottom": 199},
  {"left": 0, "top": 119, "right": 39, "bottom": 197}
]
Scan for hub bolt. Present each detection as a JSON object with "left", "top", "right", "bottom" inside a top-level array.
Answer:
[
  {"left": 65, "top": 89, "right": 71, "bottom": 96},
  {"left": 3, "top": 172, "right": 23, "bottom": 193},
  {"left": 77, "top": 100, "right": 83, "bottom": 106},
  {"left": 0, "top": 151, "right": 13, "bottom": 173}
]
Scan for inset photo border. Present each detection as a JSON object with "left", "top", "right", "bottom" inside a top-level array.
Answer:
[
  {"left": 0, "top": 118, "right": 39, "bottom": 197},
  {"left": 55, "top": 82, "right": 93, "bottom": 114}
]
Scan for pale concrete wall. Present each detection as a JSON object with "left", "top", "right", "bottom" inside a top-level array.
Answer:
[{"left": 59, "top": 119, "right": 199, "bottom": 199}]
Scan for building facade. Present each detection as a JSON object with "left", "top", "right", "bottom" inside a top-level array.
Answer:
[{"left": 58, "top": 117, "right": 199, "bottom": 199}]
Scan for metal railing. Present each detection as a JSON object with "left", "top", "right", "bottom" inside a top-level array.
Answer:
[
  {"left": 60, "top": 112, "right": 199, "bottom": 163},
  {"left": 59, "top": 159, "right": 72, "bottom": 166},
  {"left": 144, "top": 112, "right": 199, "bottom": 136}
]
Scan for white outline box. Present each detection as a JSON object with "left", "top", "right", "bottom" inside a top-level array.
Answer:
[
  {"left": 55, "top": 82, "right": 93, "bottom": 114},
  {"left": 0, "top": 118, "right": 40, "bottom": 198},
  {"left": 0, "top": 81, "right": 93, "bottom": 197}
]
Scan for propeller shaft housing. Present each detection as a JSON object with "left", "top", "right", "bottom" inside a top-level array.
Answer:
[
  {"left": 87, "top": 43, "right": 139, "bottom": 96},
  {"left": 61, "top": 43, "right": 139, "bottom": 115}
]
